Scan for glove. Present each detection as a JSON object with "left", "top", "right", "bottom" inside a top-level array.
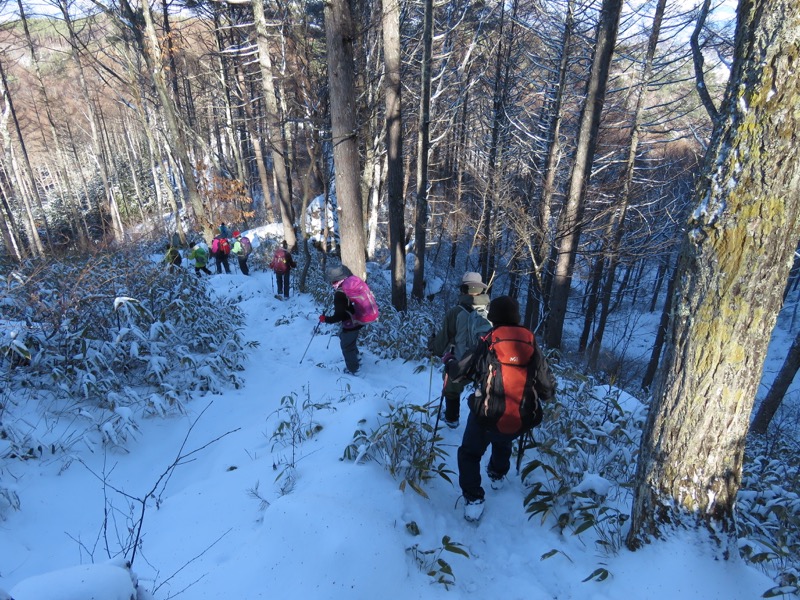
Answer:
[
  {"left": 319, "top": 314, "right": 327, "bottom": 323},
  {"left": 426, "top": 335, "right": 435, "bottom": 352},
  {"left": 441, "top": 351, "right": 455, "bottom": 365}
]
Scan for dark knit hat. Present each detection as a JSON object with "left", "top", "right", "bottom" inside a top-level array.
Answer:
[
  {"left": 326, "top": 264, "right": 352, "bottom": 283},
  {"left": 487, "top": 296, "right": 521, "bottom": 326}
]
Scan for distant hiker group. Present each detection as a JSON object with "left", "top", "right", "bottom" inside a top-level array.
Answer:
[
  {"left": 165, "top": 223, "right": 251, "bottom": 278},
  {"left": 162, "top": 225, "right": 298, "bottom": 292}
]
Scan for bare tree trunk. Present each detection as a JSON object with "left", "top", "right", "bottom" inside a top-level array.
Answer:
[
  {"left": 0, "top": 163, "right": 24, "bottom": 260},
  {"left": 18, "top": 0, "right": 87, "bottom": 251},
  {"left": 234, "top": 67, "right": 274, "bottom": 228},
  {"left": 479, "top": 0, "right": 517, "bottom": 285},
  {"left": 544, "top": 0, "right": 623, "bottom": 350},
  {"left": 0, "top": 58, "right": 47, "bottom": 256},
  {"left": 214, "top": 8, "right": 250, "bottom": 194},
  {"left": 59, "top": 0, "right": 126, "bottom": 243},
  {"left": 162, "top": 0, "right": 181, "bottom": 111},
  {"left": 627, "top": 0, "right": 800, "bottom": 550},
  {"left": 412, "top": 0, "right": 433, "bottom": 299},
  {"left": 323, "top": 0, "right": 366, "bottom": 277},
  {"left": 649, "top": 257, "right": 668, "bottom": 312},
  {"left": 103, "top": 0, "right": 209, "bottom": 237},
  {"left": 642, "top": 260, "right": 676, "bottom": 391},
  {"left": 523, "top": 0, "right": 571, "bottom": 332},
  {"left": 578, "top": 252, "right": 604, "bottom": 353},
  {"left": 383, "top": 0, "right": 406, "bottom": 311},
  {"left": 751, "top": 330, "right": 800, "bottom": 435},
  {"left": 252, "top": 0, "right": 296, "bottom": 248},
  {"left": 97, "top": 105, "right": 126, "bottom": 240},
  {"left": 588, "top": 0, "right": 667, "bottom": 369},
  {"left": 366, "top": 146, "right": 383, "bottom": 261},
  {"left": 690, "top": 0, "right": 719, "bottom": 123}
]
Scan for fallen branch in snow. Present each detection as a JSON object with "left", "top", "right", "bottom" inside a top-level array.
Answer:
[
  {"left": 77, "top": 401, "right": 241, "bottom": 568},
  {"left": 153, "top": 527, "right": 232, "bottom": 597}
]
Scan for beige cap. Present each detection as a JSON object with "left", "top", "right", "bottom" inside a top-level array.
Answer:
[{"left": 461, "top": 271, "right": 488, "bottom": 292}]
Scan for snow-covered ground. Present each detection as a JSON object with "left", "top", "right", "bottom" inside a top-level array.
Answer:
[{"left": 0, "top": 252, "right": 779, "bottom": 599}]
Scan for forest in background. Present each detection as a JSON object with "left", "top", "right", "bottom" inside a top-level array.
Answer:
[{"left": 0, "top": 0, "right": 731, "bottom": 344}]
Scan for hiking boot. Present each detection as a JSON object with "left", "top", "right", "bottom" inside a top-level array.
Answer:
[
  {"left": 444, "top": 417, "right": 459, "bottom": 429},
  {"left": 463, "top": 498, "right": 485, "bottom": 522},
  {"left": 487, "top": 469, "right": 505, "bottom": 491}
]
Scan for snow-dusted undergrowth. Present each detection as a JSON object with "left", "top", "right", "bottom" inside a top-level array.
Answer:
[{"left": 0, "top": 248, "right": 249, "bottom": 517}]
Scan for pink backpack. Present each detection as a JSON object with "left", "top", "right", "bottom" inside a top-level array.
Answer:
[
  {"left": 271, "top": 248, "right": 288, "bottom": 274},
  {"left": 340, "top": 275, "right": 379, "bottom": 324}
]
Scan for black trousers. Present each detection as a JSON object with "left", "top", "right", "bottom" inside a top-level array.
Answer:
[
  {"left": 214, "top": 252, "right": 230, "bottom": 274},
  {"left": 276, "top": 271, "right": 290, "bottom": 297},
  {"left": 457, "top": 411, "right": 516, "bottom": 501}
]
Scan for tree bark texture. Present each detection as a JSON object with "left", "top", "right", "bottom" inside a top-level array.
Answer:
[
  {"left": 324, "top": 0, "right": 366, "bottom": 279},
  {"left": 627, "top": 0, "right": 800, "bottom": 550}
]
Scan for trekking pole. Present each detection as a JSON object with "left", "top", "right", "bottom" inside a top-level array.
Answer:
[
  {"left": 516, "top": 430, "right": 536, "bottom": 476},
  {"left": 430, "top": 344, "right": 454, "bottom": 443},
  {"left": 300, "top": 323, "right": 320, "bottom": 364},
  {"left": 430, "top": 370, "right": 449, "bottom": 455},
  {"left": 427, "top": 356, "right": 434, "bottom": 405}
]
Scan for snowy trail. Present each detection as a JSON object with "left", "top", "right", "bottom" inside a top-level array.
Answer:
[{"left": 0, "top": 263, "right": 773, "bottom": 599}]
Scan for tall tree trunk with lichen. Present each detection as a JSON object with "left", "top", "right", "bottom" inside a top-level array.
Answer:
[{"left": 627, "top": 0, "right": 800, "bottom": 551}]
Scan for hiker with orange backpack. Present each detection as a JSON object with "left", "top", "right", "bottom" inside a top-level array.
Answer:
[
  {"left": 443, "top": 296, "right": 555, "bottom": 522},
  {"left": 318, "top": 264, "right": 379, "bottom": 374},
  {"left": 269, "top": 240, "right": 297, "bottom": 298}
]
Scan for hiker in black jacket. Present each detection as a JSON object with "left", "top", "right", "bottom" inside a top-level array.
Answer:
[
  {"left": 318, "top": 264, "right": 378, "bottom": 374},
  {"left": 443, "top": 296, "right": 555, "bottom": 522}
]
